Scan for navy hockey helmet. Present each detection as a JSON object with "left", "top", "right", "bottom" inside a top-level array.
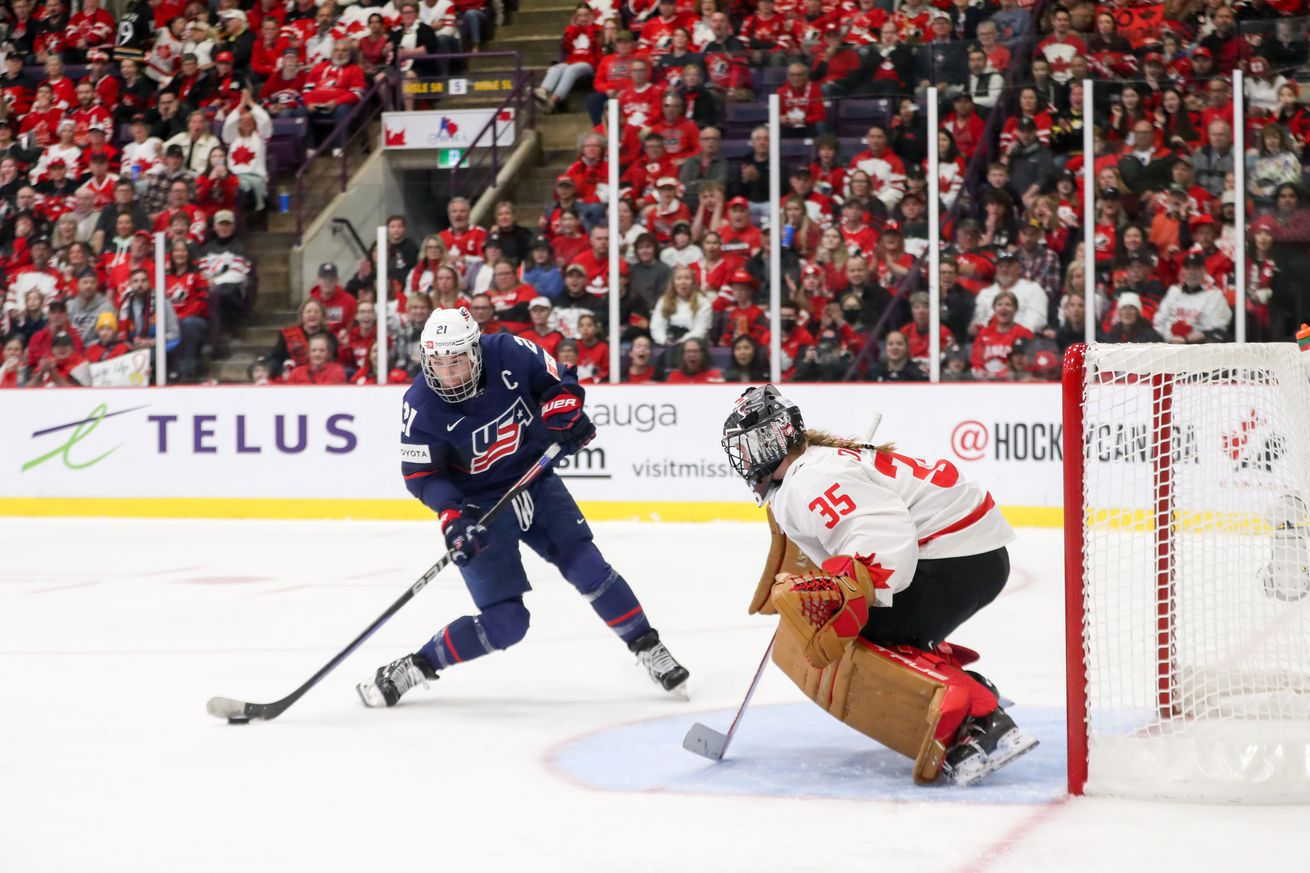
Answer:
[{"left": 721, "top": 385, "right": 806, "bottom": 502}]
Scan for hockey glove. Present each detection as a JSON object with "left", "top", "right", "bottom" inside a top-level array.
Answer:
[
  {"left": 771, "top": 555, "right": 883, "bottom": 669},
  {"left": 540, "top": 383, "right": 595, "bottom": 455},
  {"left": 440, "top": 508, "right": 488, "bottom": 566}
]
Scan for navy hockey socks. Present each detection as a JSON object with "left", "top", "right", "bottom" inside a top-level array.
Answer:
[
  {"left": 586, "top": 569, "right": 652, "bottom": 644},
  {"left": 419, "top": 599, "right": 531, "bottom": 669}
]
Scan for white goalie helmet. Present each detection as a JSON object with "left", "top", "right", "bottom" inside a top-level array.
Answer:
[{"left": 420, "top": 307, "right": 484, "bottom": 402}]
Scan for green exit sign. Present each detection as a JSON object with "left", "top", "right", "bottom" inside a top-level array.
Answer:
[{"left": 438, "top": 149, "right": 467, "bottom": 169}]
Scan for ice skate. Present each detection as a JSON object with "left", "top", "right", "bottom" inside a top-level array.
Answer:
[
  {"left": 629, "top": 629, "right": 690, "bottom": 697},
  {"left": 356, "top": 653, "right": 438, "bottom": 708},
  {"left": 941, "top": 708, "right": 1038, "bottom": 786}
]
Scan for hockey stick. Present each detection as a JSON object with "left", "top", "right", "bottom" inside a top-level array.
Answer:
[
  {"left": 682, "top": 412, "right": 885, "bottom": 760},
  {"left": 682, "top": 631, "right": 775, "bottom": 760},
  {"left": 207, "top": 443, "right": 563, "bottom": 724}
]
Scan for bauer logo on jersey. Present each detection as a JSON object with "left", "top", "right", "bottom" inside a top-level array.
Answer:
[{"left": 469, "top": 396, "right": 534, "bottom": 474}]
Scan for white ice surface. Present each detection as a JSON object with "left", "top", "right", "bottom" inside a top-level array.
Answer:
[{"left": 0, "top": 519, "right": 1303, "bottom": 873}]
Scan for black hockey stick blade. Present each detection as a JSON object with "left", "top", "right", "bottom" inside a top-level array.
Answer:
[
  {"left": 206, "top": 443, "right": 563, "bottom": 724},
  {"left": 682, "top": 722, "right": 729, "bottom": 760}
]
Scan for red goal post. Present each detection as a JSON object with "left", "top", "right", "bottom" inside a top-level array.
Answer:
[{"left": 1063, "top": 342, "right": 1310, "bottom": 803}]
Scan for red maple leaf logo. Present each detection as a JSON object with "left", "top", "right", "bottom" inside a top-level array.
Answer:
[
  {"left": 231, "top": 144, "right": 256, "bottom": 166},
  {"left": 497, "top": 110, "right": 512, "bottom": 122},
  {"left": 385, "top": 127, "right": 406, "bottom": 146}
]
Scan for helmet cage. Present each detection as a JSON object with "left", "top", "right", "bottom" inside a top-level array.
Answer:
[
  {"left": 421, "top": 341, "right": 483, "bottom": 402},
  {"left": 721, "top": 385, "right": 805, "bottom": 501}
]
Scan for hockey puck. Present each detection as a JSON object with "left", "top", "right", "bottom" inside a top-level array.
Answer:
[{"left": 228, "top": 717, "right": 251, "bottom": 725}]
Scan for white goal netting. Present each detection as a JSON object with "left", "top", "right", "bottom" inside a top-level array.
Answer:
[{"left": 1076, "top": 344, "right": 1310, "bottom": 803}]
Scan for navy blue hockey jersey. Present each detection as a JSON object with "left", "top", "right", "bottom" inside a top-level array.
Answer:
[{"left": 400, "top": 332, "right": 579, "bottom": 514}]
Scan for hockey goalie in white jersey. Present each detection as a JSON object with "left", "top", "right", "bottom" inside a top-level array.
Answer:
[{"left": 721, "top": 385, "right": 1038, "bottom": 786}]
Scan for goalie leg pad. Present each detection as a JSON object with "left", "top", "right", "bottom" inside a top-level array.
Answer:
[{"left": 771, "top": 625, "right": 1000, "bottom": 784}]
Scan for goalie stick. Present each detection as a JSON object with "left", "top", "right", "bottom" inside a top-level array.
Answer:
[
  {"left": 682, "top": 413, "right": 883, "bottom": 760},
  {"left": 207, "top": 443, "right": 563, "bottom": 724}
]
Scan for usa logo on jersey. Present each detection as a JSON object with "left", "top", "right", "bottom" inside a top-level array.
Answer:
[{"left": 469, "top": 397, "right": 534, "bottom": 474}]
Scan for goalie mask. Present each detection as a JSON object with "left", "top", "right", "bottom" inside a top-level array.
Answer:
[
  {"left": 420, "top": 307, "right": 484, "bottom": 402},
  {"left": 722, "top": 385, "right": 806, "bottom": 503}
]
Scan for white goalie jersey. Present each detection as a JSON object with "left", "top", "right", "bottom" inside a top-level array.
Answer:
[{"left": 769, "top": 445, "right": 1015, "bottom": 607}]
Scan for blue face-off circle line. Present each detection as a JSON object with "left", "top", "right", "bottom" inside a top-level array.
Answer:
[{"left": 549, "top": 702, "right": 1068, "bottom": 805}]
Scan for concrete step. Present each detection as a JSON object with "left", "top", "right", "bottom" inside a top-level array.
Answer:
[{"left": 507, "top": 6, "right": 575, "bottom": 29}]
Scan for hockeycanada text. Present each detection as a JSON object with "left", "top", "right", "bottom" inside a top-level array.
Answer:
[{"left": 631, "top": 458, "right": 736, "bottom": 478}]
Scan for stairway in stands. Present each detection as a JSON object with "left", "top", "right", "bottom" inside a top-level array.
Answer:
[{"left": 210, "top": 0, "right": 587, "bottom": 382}]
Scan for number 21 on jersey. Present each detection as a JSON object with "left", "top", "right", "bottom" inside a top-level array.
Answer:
[{"left": 808, "top": 483, "right": 856, "bottom": 529}]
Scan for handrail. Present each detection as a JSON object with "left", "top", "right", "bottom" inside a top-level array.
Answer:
[
  {"left": 294, "top": 78, "right": 392, "bottom": 241},
  {"left": 448, "top": 69, "right": 534, "bottom": 201},
  {"left": 331, "top": 218, "right": 369, "bottom": 257}
]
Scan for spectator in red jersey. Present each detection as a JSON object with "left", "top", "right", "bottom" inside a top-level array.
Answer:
[
  {"left": 813, "top": 21, "right": 861, "bottom": 92},
  {"left": 718, "top": 196, "right": 763, "bottom": 258},
  {"left": 195, "top": 146, "right": 240, "bottom": 218},
  {"left": 716, "top": 270, "right": 765, "bottom": 347},
  {"left": 152, "top": 178, "right": 206, "bottom": 242},
  {"left": 439, "top": 197, "right": 488, "bottom": 270},
  {"left": 83, "top": 311, "right": 131, "bottom": 362},
  {"left": 260, "top": 49, "right": 309, "bottom": 121},
  {"left": 665, "top": 335, "right": 723, "bottom": 383},
  {"left": 572, "top": 312, "right": 609, "bottom": 382},
  {"left": 971, "top": 290, "right": 1033, "bottom": 380},
  {"left": 649, "top": 92, "right": 701, "bottom": 166},
  {"left": 306, "top": 263, "right": 356, "bottom": 334},
  {"left": 29, "top": 329, "right": 87, "bottom": 386},
  {"left": 586, "top": 30, "right": 641, "bottom": 125},
  {"left": 66, "top": 0, "right": 115, "bottom": 59},
  {"left": 517, "top": 296, "right": 565, "bottom": 356},
  {"left": 285, "top": 333, "right": 347, "bottom": 384},
  {"left": 538, "top": 4, "right": 601, "bottom": 115},
  {"left": 8, "top": 235, "right": 61, "bottom": 313},
  {"left": 623, "top": 333, "right": 659, "bottom": 383},
  {"left": 550, "top": 208, "right": 590, "bottom": 266},
  {"left": 643, "top": 177, "right": 692, "bottom": 245},
  {"left": 486, "top": 260, "right": 537, "bottom": 333},
  {"left": 338, "top": 300, "right": 382, "bottom": 379},
  {"left": 303, "top": 41, "right": 367, "bottom": 147},
  {"left": 777, "top": 61, "right": 825, "bottom": 138},
  {"left": 270, "top": 297, "right": 330, "bottom": 375},
  {"left": 164, "top": 238, "right": 209, "bottom": 380},
  {"left": 251, "top": 17, "right": 292, "bottom": 84},
  {"left": 618, "top": 58, "right": 665, "bottom": 133},
  {"left": 899, "top": 291, "right": 956, "bottom": 367}
]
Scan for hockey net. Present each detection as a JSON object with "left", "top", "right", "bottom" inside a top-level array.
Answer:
[{"left": 1064, "top": 343, "right": 1310, "bottom": 803}]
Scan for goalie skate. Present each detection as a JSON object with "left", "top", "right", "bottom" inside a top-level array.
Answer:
[
  {"left": 356, "top": 653, "right": 438, "bottom": 708},
  {"left": 941, "top": 708, "right": 1039, "bottom": 787},
  {"left": 629, "top": 629, "right": 690, "bottom": 695}
]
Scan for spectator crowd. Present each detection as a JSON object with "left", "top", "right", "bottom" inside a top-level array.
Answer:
[{"left": 4, "top": 0, "right": 1310, "bottom": 388}]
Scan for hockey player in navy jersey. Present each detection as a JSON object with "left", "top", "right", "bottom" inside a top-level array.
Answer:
[{"left": 357, "top": 307, "right": 689, "bottom": 707}]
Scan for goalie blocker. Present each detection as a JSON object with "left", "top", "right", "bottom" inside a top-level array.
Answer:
[{"left": 724, "top": 386, "right": 1038, "bottom": 786}]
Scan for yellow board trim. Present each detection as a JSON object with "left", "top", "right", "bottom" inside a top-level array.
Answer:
[{"left": 0, "top": 498, "right": 1063, "bottom": 526}]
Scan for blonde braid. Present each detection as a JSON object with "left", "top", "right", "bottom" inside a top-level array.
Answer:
[{"left": 803, "top": 428, "right": 895, "bottom": 454}]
